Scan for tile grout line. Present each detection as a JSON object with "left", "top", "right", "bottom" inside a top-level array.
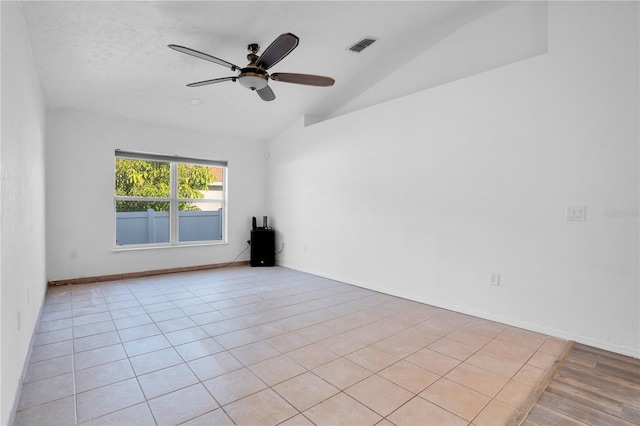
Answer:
[
  {"left": 136, "top": 282, "right": 468, "bottom": 421},
  {"left": 108, "top": 286, "right": 161, "bottom": 426},
  {"left": 24, "top": 268, "right": 568, "bottom": 425},
  {"left": 268, "top": 319, "right": 463, "bottom": 424},
  {"left": 476, "top": 333, "right": 549, "bottom": 424},
  {"left": 157, "top": 274, "right": 350, "bottom": 423},
  {"left": 146, "top": 281, "right": 246, "bottom": 425},
  {"left": 69, "top": 285, "right": 79, "bottom": 426},
  {"left": 383, "top": 327, "right": 554, "bottom": 425},
  {"left": 507, "top": 340, "right": 575, "bottom": 426},
  {"left": 120, "top": 278, "right": 281, "bottom": 425},
  {"left": 382, "top": 323, "right": 498, "bottom": 425}
]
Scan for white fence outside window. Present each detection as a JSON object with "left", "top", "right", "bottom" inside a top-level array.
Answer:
[{"left": 116, "top": 209, "right": 222, "bottom": 245}]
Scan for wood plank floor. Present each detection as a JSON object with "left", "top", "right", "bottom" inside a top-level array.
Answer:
[{"left": 523, "top": 343, "right": 640, "bottom": 426}]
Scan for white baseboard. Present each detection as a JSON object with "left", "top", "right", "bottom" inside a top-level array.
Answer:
[{"left": 7, "top": 296, "right": 47, "bottom": 426}]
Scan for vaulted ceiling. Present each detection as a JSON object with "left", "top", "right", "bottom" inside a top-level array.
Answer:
[{"left": 22, "top": 1, "right": 545, "bottom": 141}]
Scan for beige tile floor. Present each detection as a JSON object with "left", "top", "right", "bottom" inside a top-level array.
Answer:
[{"left": 15, "top": 266, "right": 567, "bottom": 425}]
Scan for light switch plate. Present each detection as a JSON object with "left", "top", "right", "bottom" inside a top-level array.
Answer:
[{"left": 567, "top": 206, "right": 586, "bottom": 221}]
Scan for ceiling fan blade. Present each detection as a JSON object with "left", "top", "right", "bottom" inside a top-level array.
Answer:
[
  {"left": 168, "top": 44, "right": 240, "bottom": 71},
  {"left": 270, "top": 73, "right": 335, "bottom": 87},
  {"left": 186, "top": 77, "right": 236, "bottom": 87},
  {"left": 256, "top": 85, "right": 276, "bottom": 101},
  {"left": 255, "top": 33, "right": 299, "bottom": 70}
]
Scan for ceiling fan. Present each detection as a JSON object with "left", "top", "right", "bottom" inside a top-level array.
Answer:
[{"left": 168, "top": 33, "right": 335, "bottom": 101}]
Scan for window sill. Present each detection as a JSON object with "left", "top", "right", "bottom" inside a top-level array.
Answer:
[{"left": 112, "top": 240, "right": 228, "bottom": 253}]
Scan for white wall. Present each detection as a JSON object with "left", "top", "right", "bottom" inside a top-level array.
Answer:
[
  {"left": 0, "top": 2, "right": 48, "bottom": 424},
  {"left": 267, "top": 2, "right": 639, "bottom": 357},
  {"left": 46, "top": 110, "right": 267, "bottom": 281}
]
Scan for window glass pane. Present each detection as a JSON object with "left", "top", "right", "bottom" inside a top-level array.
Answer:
[
  {"left": 116, "top": 201, "right": 170, "bottom": 245},
  {"left": 201, "top": 166, "right": 224, "bottom": 203},
  {"left": 177, "top": 163, "right": 224, "bottom": 242},
  {"left": 177, "top": 163, "right": 220, "bottom": 201},
  {"left": 179, "top": 204, "right": 223, "bottom": 242},
  {"left": 115, "top": 158, "right": 170, "bottom": 198}
]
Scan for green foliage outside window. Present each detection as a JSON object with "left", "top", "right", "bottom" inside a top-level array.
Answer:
[{"left": 115, "top": 159, "right": 215, "bottom": 212}]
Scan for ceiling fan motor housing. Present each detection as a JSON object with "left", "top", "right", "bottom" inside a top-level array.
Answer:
[{"left": 238, "top": 67, "right": 269, "bottom": 90}]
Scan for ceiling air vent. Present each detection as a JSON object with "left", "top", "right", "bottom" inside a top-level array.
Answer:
[{"left": 348, "top": 38, "right": 377, "bottom": 53}]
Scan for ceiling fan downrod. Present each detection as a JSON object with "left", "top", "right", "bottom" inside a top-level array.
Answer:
[{"left": 239, "top": 44, "right": 268, "bottom": 91}]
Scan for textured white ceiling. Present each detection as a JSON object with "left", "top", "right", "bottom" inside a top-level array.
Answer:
[{"left": 21, "top": 1, "right": 517, "bottom": 141}]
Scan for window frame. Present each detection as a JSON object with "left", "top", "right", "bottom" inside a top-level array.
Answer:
[{"left": 114, "top": 150, "right": 228, "bottom": 250}]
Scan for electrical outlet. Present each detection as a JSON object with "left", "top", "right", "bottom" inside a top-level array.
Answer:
[{"left": 490, "top": 272, "right": 500, "bottom": 286}]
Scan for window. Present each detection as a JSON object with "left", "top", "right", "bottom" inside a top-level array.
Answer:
[{"left": 114, "top": 150, "right": 227, "bottom": 247}]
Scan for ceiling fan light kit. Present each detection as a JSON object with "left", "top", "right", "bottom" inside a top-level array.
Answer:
[
  {"left": 238, "top": 70, "right": 268, "bottom": 90},
  {"left": 169, "top": 33, "right": 335, "bottom": 101}
]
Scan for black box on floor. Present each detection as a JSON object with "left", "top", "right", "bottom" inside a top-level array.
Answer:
[{"left": 250, "top": 229, "right": 275, "bottom": 267}]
